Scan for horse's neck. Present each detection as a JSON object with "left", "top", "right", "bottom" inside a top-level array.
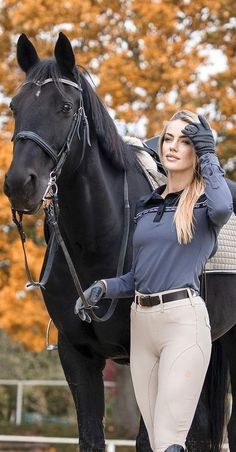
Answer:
[{"left": 58, "top": 144, "right": 124, "bottom": 255}]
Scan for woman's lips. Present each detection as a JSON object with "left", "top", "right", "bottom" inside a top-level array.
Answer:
[{"left": 165, "top": 154, "right": 180, "bottom": 161}]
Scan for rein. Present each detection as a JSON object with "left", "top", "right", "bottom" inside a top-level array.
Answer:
[{"left": 12, "top": 77, "right": 130, "bottom": 323}]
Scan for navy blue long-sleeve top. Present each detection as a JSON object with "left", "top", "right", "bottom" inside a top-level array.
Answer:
[{"left": 104, "top": 153, "right": 233, "bottom": 297}]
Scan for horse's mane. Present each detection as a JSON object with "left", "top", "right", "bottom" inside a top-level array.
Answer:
[{"left": 25, "top": 60, "right": 141, "bottom": 170}]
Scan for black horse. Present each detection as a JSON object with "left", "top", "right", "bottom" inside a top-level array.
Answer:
[{"left": 3, "top": 33, "right": 236, "bottom": 451}]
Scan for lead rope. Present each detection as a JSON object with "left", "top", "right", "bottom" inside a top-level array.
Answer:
[
  {"left": 12, "top": 209, "right": 44, "bottom": 289},
  {"left": 48, "top": 169, "right": 130, "bottom": 323},
  {"left": 83, "top": 170, "right": 130, "bottom": 322}
]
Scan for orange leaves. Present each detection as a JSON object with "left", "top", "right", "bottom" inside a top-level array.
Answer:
[
  {"left": 0, "top": 0, "right": 235, "bottom": 144},
  {"left": 0, "top": 220, "right": 48, "bottom": 351},
  {"left": 98, "top": 53, "right": 142, "bottom": 107},
  {"left": 9, "top": 0, "right": 72, "bottom": 34},
  {"left": 0, "top": 137, "right": 48, "bottom": 351},
  {"left": 0, "top": 205, "right": 48, "bottom": 351},
  {"left": 0, "top": 284, "right": 49, "bottom": 351}
]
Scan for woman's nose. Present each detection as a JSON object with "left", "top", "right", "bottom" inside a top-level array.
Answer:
[{"left": 169, "top": 143, "right": 178, "bottom": 152}]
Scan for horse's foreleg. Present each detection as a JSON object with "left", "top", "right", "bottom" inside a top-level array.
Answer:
[
  {"left": 186, "top": 388, "right": 211, "bottom": 452},
  {"left": 58, "top": 332, "right": 106, "bottom": 452},
  {"left": 187, "top": 340, "right": 228, "bottom": 452},
  {"left": 228, "top": 364, "right": 236, "bottom": 452},
  {"left": 136, "top": 416, "right": 152, "bottom": 452}
]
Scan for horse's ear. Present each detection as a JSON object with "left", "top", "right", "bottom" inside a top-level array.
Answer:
[
  {"left": 17, "top": 34, "right": 39, "bottom": 73},
  {"left": 54, "top": 32, "right": 76, "bottom": 77}
]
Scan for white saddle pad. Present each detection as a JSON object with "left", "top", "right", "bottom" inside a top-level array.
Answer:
[{"left": 205, "top": 213, "right": 236, "bottom": 273}]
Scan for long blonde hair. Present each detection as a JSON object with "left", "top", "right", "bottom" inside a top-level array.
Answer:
[{"left": 159, "top": 110, "right": 205, "bottom": 244}]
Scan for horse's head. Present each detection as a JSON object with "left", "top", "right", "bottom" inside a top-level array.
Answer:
[{"left": 4, "top": 33, "right": 85, "bottom": 213}]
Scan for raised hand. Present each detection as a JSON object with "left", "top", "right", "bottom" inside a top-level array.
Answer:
[{"left": 181, "top": 115, "right": 216, "bottom": 156}]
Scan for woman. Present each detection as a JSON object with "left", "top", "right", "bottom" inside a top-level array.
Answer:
[{"left": 75, "top": 111, "right": 233, "bottom": 452}]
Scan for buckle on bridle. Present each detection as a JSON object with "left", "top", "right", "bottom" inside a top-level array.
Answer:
[{"left": 42, "top": 171, "right": 58, "bottom": 203}]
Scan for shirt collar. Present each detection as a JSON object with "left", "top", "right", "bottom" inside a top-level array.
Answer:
[
  {"left": 143, "top": 185, "right": 183, "bottom": 205},
  {"left": 140, "top": 185, "right": 206, "bottom": 206}
]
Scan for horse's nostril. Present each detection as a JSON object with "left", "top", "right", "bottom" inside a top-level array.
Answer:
[
  {"left": 24, "top": 173, "right": 37, "bottom": 189},
  {"left": 4, "top": 172, "right": 38, "bottom": 199}
]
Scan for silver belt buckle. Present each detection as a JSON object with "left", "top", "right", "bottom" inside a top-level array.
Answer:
[{"left": 139, "top": 295, "right": 145, "bottom": 306}]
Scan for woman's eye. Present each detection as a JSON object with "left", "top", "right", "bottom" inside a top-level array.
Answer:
[{"left": 62, "top": 102, "right": 73, "bottom": 113}]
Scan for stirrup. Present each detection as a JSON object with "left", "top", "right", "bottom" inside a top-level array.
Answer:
[{"left": 46, "top": 318, "right": 58, "bottom": 351}]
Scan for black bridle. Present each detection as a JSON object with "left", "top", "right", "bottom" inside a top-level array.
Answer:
[
  {"left": 14, "top": 77, "right": 90, "bottom": 181},
  {"left": 12, "top": 77, "right": 130, "bottom": 323}
]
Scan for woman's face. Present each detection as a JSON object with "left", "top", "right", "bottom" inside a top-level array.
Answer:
[{"left": 161, "top": 119, "right": 196, "bottom": 173}]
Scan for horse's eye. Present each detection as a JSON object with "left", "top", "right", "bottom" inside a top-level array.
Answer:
[
  {"left": 9, "top": 102, "right": 16, "bottom": 115},
  {"left": 62, "top": 102, "right": 73, "bottom": 113}
]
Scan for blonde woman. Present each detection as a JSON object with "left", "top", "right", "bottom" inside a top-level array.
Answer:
[{"left": 75, "top": 111, "right": 233, "bottom": 452}]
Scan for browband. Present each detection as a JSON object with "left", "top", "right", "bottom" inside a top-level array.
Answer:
[{"left": 22, "top": 77, "right": 82, "bottom": 91}]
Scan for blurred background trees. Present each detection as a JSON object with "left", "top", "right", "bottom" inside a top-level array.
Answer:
[{"left": 0, "top": 0, "right": 235, "bottom": 350}]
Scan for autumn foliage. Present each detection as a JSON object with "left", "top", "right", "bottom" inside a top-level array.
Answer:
[
  {"left": 0, "top": 0, "right": 235, "bottom": 350},
  {"left": 0, "top": 138, "right": 50, "bottom": 351}
]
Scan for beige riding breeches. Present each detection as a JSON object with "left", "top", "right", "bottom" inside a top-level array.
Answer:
[{"left": 130, "top": 292, "right": 212, "bottom": 452}]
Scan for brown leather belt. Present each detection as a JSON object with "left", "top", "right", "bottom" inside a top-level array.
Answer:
[{"left": 136, "top": 289, "right": 194, "bottom": 307}]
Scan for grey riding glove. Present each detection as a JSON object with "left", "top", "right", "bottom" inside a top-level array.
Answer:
[
  {"left": 74, "top": 280, "right": 106, "bottom": 321},
  {"left": 181, "top": 115, "right": 216, "bottom": 157}
]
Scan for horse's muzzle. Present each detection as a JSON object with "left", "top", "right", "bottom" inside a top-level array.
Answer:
[{"left": 4, "top": 171, "right": 44, "bottom": 213}]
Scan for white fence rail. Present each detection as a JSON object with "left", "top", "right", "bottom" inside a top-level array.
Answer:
[
  {"left": 0, "top": 435, "right": 229, "bottom": 451},
  {"left": 0, "top": 436, "right": 135, "bottom": 452},
  {"left": 0, "top": 379, "right": 115, "bottom": 426},
  {"left": 0, "top": 380, "right": 229, "bottom": 451}
]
